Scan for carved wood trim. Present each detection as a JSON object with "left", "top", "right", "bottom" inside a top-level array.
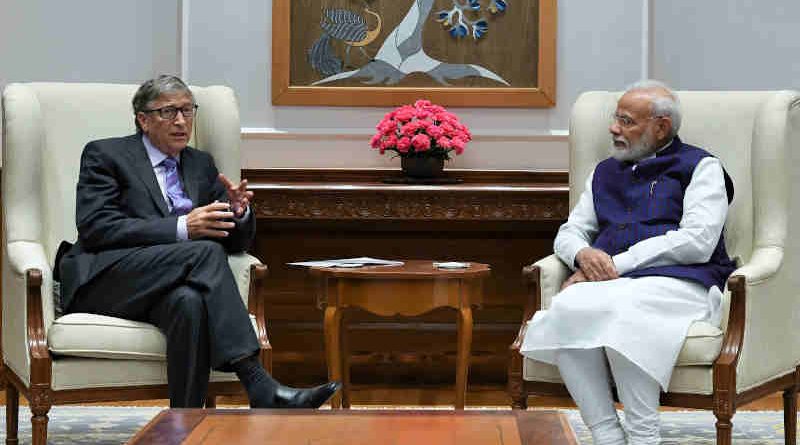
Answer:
[
  {"left": 244, "top": 169, "right": 568, "bottom": 185},
  {"left": 251, "top": 191, "right": 568, "bottom": 221},
  {"left": 245, "top": 169, "right": 569, "bottom": 222}
]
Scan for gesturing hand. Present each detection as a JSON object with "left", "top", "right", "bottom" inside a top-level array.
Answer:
[
  {"left": 218, "top": 173, "right": 254, "bottom": 218},
  {"left": 575, "top": 247, "right": 619, "bottom": 282},
  {"left": 186, "top": 201, "right": 235, "bottom": 239},
  {"left": 561, "top": 269, "right": 588, "bottom": 290}
]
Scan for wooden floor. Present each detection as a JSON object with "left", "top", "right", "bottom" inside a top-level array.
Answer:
[{"left": 0, "top": 385, "right": 786, "bottom": 410}]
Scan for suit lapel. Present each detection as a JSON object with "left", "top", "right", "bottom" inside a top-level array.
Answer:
[
  {"left": 126, "top": 135, "right": 170, "bottom": 216},
  {"left": 179, "top": 149, "right": 202, "bottom": 208}
]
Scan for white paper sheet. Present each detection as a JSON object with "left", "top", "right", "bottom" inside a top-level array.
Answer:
[{"left": 287, "top": 257, "right": 405, "bottom": 268}]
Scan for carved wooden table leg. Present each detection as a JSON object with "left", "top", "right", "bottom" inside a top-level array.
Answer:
[
  {"left": 455, "top": 304, "right": 473, "bottom": 410},
  {"left": 313, "top": 261, "right": 489, "bottom": 411},
  {"left": 324, "top": 306, "right": 343, "bottom": 409}
]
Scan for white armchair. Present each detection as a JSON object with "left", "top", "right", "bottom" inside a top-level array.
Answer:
[
  {"left": 508, "top": 90, "right": 800, "bottom": 445},
  {"left": 1, "top": 82, "right": 271, "bottom": 445}
]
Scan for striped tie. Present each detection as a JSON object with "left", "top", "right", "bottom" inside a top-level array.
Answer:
[{"left": 161, "top": 156, "right": 193, "bottom": 216}]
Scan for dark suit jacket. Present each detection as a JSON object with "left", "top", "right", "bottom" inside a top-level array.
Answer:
[{"left": 59, "top": 133, "right": 256, "bottom": 311}]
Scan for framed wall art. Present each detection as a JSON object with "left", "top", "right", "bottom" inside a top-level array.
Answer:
[{"left": 271, "top": 0, "right": 556, "bottom": 107}]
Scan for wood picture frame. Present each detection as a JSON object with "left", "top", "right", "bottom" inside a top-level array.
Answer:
[{"left": 272, "top": 0, "right": 557, "bottom": 108}]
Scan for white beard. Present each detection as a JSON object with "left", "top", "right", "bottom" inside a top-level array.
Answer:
[{"left": 610, "top": 130, "right": 657, "bottom": 162}]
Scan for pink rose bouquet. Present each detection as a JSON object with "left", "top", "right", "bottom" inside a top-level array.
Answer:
[{"left": 370, "top": 100, "right": 472, "bottom": 160}]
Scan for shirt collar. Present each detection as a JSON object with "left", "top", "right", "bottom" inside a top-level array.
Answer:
[
  {"left": 142, "top": 135, "right": 179, "bottom": 167},
  {"left": 638, "top": 138, "right": 675, "bottom": 162}
]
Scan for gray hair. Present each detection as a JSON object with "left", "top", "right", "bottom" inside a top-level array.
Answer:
[
  {"left": 132, "top": 75, "right": 194, "bottom": 132},
  {"left": 625, "top": 79, "right": 682, "bottom": 138}
]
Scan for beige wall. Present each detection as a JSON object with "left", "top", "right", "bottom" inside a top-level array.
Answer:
[{"left": 3, "top": 1, "right": 800, "bottom": 170}]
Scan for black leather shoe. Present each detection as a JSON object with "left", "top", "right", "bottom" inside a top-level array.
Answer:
[{"left": 272, "top": 381, "right": 342, "bottom": 409}]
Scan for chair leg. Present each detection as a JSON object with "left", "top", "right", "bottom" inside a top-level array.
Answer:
[
  {"left": 508, "top": 351, "right": 528, "bottom": 409},
  {"left": 29, "top": 388, "right": 52, "bottom": 445},
  {"left": 784, "top": 387, "right": 797, "bottom": 445},
  {"left": 30, "top": 408, "right": 51, "bottom": 445},
  {"left": 713, "top": 411, "right": 733, "bottom": 445},
  {"left": 205, "top": 394, "right": 217, "bottom": 408},
  {"left": 5, "top": 380, "right": 19, "bottom": 445}
]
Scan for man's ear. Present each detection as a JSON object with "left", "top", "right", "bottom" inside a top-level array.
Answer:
[
  {"left": 136, "top": 112, "right": 148, "bottom": 132},
  {"left": 656, "top": 116, "right": 673, "bottom": 140}
]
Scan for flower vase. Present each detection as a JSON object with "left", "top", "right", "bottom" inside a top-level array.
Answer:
[{"left": 401, "top": 156, "right": 445, "bottom": 178}]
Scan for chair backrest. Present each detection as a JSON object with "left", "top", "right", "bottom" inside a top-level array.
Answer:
[
  {"left": 1, "top": 82, "right": 241, "bottom": 331},
  {"left": 2, "top": 82, "right": 241, "bottom": 267},
  {"left": 568, "top": 90, "right": 800, "bottom": 270}
]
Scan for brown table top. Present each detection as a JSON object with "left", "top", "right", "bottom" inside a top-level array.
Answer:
[
  {"left": 309, "top": 260, "right": 491, "bottom": 279},
  {"left": 128, "top": 409, "right": 577, "bottom": 445}
]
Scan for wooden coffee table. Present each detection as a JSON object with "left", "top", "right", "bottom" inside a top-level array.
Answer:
[
  {"left": 311, "top": 260, "right": 491, "bottom": 409},
  {"left": 129, "top": 409, "right": 578, "bottom": 445}
]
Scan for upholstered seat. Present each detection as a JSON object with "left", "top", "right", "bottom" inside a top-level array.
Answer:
[
  {"left": 48, "top": 313, "right": 259, "bottom": 362},
  {"left": 509, "top": 90, "right": 800, "bottom": 445},
  {"left": 2, "top": 82, "right": 271, "bottom": 445}
]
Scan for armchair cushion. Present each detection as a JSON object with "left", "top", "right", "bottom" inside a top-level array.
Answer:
[
  {"left": 523, "top": 320, "right": 722, "bottom": 381},
  {"left": 51, "top": 358, "right": 239, "bottom": 391},
  {"left": 48, "top": 313, "right": 259, "bottom": 361}
]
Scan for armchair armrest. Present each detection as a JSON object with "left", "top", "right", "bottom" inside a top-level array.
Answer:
[
  {"left": 7, "top": 240, "right": 50, "bottom": 277},
  {"left": 533, "top": 254, "right": 572, "bottom": 310},
  {"left": 714, "top": 245, "right": 787, "bottom": 392},
  {"left": 512, "top": 254, "right": 570, "bottom": 353},
  {"left": 3, "top": 241, "right": 54, "bottom": 385},
  {"left": 731, "top": 246, "right": 782, "bottom": 285},
  {"left": 227, "top": 252, "right": 265, "bottom": 307}
]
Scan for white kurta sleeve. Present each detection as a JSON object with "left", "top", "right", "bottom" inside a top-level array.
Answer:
[
  {"left": 554, "top": 170, "right": 600, "bottom": 271},
  {"left": 612, "top": 157, "right": 729, "bottom": 275}
]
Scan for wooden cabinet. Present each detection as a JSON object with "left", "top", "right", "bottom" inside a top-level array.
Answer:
[{"left": 245, "top": 169, "right": 568, "bottom": 388}]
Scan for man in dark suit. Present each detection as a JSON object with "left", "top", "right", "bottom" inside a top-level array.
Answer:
[{"left": 59, "top": 75, "right": 340, "bottom": 408}]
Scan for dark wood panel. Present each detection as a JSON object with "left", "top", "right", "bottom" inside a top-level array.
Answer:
[{"left": 246, "top": 169, "right": 567, "bottom": 387}]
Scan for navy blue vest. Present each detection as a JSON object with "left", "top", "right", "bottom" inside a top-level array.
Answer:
[{"left": 592, "top": 137, "right": 736, "bottom": 290}]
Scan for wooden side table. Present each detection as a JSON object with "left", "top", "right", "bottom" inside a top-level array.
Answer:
[{"left": 311, "top": 260, "right": 491, "bottom": 409}]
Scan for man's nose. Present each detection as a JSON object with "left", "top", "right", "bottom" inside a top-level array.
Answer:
[
  {"left": 609, "top": 121, "right": 621, "bottom": 135},
  {"left": 174, "top": 112, "right": 187, "bottom": 125}
]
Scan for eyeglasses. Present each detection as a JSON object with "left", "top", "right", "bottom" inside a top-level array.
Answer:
[
  {"left": 143, "top": 104, "right": 199, "bottom": 120},
  {"left": 613, "top": 113, "right": 664, "bottom": 129}
]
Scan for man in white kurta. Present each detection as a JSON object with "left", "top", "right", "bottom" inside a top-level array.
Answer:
[{"left": 521, "top": 81, "right": 734, "bottom": 445}]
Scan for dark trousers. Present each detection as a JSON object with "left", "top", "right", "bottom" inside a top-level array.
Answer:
[{"left": 67, "top": 240, "right": 260, "bottom": 407}]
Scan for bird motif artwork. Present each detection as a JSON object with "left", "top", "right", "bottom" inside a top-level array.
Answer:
[
  {"left": 308, "top": 2, "right": 383, "bottom": 76},
  {"left": 311, "top": 0, "right": 509, "bottom": 86}
]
